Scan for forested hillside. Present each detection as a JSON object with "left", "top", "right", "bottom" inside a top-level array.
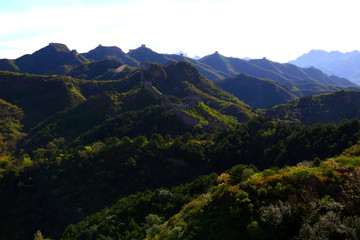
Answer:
[
  {"left": 62, "top": 140, "right": 360, "bottom": 240},
  {"left": 0, "top": 71, "right": 85, "bottom": 130},
  {"left": 216, "top": 74, "right": 297, "bottom": 108},
  {"left": 266, "top": 90, "right": 360, "bottom": 124},
  {"left": 0, "top": 57, "right": 360, "bottom": 240},
  {"left": 2, "top": 116, "right": 359, "bottom": 239},
  {"left": 67, "top": 59, "right": 137, "bottom": 80}
]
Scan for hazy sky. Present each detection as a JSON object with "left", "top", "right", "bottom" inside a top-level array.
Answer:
[{"left": 1, "top": 0, "right": 360, "bottom": 62}]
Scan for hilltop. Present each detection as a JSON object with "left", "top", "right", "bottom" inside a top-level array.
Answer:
[
  {"left": 266, "top": 90, "right": 360, "bottom": 124},
  {"left": 128, "top": 45, "right": 173, "bottom": 64},
  {"left": 82, "top": 45, "right": 139, "bottom": 67},
  {"left": 290, "top": 49, "right": 360, "bottom": 84},
  {"left": 0, "top": 43, "right": 89, "bottom": 75}
]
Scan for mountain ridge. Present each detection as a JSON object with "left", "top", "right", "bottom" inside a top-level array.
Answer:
[
  {"left": 290, "top": 49, "right": 360, "bottom": 84},
  {"left": 14, "top": 43, "right": 88, "bottom": 75},
  {"left": 82, "top": 45, "right": 139, "bottom": 67},
  {"left": 1, "top": 43, "right": 356, "bottom": 87},
  {"left": 0, "top": 43, "right": 358, "bottom": 109},
  {"left": 2, "top": 45, "right": 360, "bottom": 240}
]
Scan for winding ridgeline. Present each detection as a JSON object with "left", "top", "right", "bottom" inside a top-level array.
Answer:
[
  {"left": 1, "top": 43, "right": 358, "bottom": 86},
  {"left": 1, "top": 43, "right": 360, "bottom": 239}
]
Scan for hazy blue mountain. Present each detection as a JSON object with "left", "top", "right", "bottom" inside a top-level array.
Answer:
[
  {"left": 289, "top": 49, "right": 359, "bottom": 67},
  {"left": 289, "top": 49, "right": 360, "bottom": 84},
  {"left": 249, "top": 57, "right": 355, "bottom": 87}
]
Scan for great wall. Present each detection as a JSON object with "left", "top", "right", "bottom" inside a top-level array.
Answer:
[
  {"left": 49, "top": 42, "right": 85, "bottom": 64},
  {"left": 139, "top": 61, "right": 203, "bottom": 126}
]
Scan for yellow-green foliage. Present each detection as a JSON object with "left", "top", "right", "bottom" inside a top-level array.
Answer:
[
  {"left": 0, "top": 72, "right": 87, "bottom": 130},
  {"left": 151, "top": 143, "right": 360, "bottom": 239},
  {"left": 0, "top": 99, "right": 25, "bottom": 164},
  {"left": 151, "top": 183, "right": 254, "bottom": 239},
  {"left": 243, "top": 165, "right": 336, "bottom": 191},
  {"left": 184, "top": 81, "right": 253, "bottom": 116},
  {"left": 322, "top": 143, "right": 360, "bottom": 170},
  {"left": 151, "top": 86, "right": 162, "bottom": 95},
  {"left": 64, "top": 79, "right": 86, "bottom": 104},
  {"left": 184, "top": 102, "right": 238, "bottom": 125},
  {"left": 156, "top": 195, "right": 210, "bottom": 239},
  {"left": 340, "top": 141, "right": 360, "bottom": 157},
  {"left": 152, "top": 62, "right": 254, "bottom": 122}
]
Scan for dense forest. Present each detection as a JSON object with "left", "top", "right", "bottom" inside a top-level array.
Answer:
[
  {"left": 1, "top": 55, "right": 360, "bottom": 240},
  {"left": 215, "top": 74, "right": 297, "bottom": 108},
  {"left": 266, "top": 90, "right": 360, "bottom": 124}
]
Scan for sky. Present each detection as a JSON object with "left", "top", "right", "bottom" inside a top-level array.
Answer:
[{"left": 1, "top": 0, "right": 360, "bottom": 62}]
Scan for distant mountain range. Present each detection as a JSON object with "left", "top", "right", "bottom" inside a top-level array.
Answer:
[
  {"left": 0, "top": 43, "right": 359, "bottom": 108},
  {"left": 289, "top": 49, "right": 360, "bottom": 84}
]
